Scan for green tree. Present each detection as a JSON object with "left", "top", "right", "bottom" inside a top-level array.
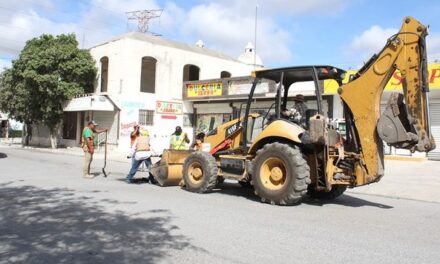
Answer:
[{"left": 0, "top": 34, "right": 97, "bottom": 148}]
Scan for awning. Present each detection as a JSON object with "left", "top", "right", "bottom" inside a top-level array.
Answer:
[{"left": 63, "top": 95, "right": 120, "bottom": 112}]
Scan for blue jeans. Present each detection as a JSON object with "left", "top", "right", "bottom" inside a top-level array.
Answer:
[{"left": 126, "top": 158, "right": 152, "bottom": 182}]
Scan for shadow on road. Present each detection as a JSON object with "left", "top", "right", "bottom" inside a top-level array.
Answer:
[
  {"left": 214, "top": 182, "right": 393, "bottom": 208},
  {"left": 116, "top": 177, "right": 151, "bottom": 184},
  {"left": 213, "top": 182, "right": 261, "bottom": 203},
  {"left": 0, "top": 152, "right": 7, "bottom": 159},
  {"left": 0, "top": 183, "right": 192, "bottom": 263},
  {"left": 303, "top": 194, "right": 393, "bottom": 209}
]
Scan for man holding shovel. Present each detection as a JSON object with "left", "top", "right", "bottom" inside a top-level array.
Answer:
[{"left": 82, "top": 120, "right": 107, "bottom": 178}]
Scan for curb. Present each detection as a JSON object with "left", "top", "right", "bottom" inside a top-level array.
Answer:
[
  {"left": 0, "top": 143, "right": 131, "bottom": 163},
  {"left": 384, "top": 155, "right": 427, "bottom": 162},
  {"left": 347, "top": 190, "right": 440, "bottom": 204}
]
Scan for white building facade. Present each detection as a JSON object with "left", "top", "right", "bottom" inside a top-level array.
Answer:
[{"left": 45, "top": 33, "right": 256, "bottom": 152}]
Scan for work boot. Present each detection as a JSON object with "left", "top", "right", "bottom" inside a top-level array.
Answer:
[
  {"left": 83, "top": 174, "right": 94, "bottom": 179},
  {"left": 126, "top": 178, "right": 134, "bottom": 184}
]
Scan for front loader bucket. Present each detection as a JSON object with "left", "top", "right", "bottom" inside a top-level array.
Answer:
[{"left": 150, "top": 149, "right": 193, "bottom": 186}]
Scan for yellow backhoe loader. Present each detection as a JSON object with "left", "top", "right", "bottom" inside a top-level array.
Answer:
[{"left": 151, "top": 16, "right": 436, "bottom": 205}]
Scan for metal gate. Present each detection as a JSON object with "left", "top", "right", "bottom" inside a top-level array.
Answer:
[{"left": 428, "top": 103, "right": 440, "bottom": 160}]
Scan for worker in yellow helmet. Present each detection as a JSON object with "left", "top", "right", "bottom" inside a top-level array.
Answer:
[
  {"left": 126, "top": 127, "right": 152, "bottom": 183},
  {"left": 169, "top": 126, "right": 190, "bottom": 150}
]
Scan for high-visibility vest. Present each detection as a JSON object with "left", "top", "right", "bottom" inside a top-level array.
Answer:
[
  {"left": 171, "top": 134, "right": 187, "bottom": 150},
  {"left": 136, "top": 136, "right": 150, "bottom": 151}
]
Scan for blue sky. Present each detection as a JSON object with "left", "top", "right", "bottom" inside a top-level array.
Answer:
[{"left": 1, "top": 0, "right": 440, "bottom": 70}]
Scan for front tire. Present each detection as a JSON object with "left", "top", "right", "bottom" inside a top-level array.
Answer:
[
  {"left": 183, "top": 152, "right": 218, "bottom": 193},
  {"left": 251, "top": 143, "right": 310, "bottom": 205}
]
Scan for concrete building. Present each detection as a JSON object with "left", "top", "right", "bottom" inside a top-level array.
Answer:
[{"left": 29, "top": 33, "right": 257, "bottom": 151}]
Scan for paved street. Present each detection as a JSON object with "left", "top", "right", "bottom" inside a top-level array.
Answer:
[{"left": 1, "top": 146, "right": 440, "bottom": 264}]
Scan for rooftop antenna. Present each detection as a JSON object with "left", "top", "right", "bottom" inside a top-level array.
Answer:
[{"left": 126, "top": 9, "right": 163, "bottom": 35}]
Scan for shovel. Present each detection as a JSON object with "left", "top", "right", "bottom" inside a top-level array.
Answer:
[{"left": 102, "top": 131, "right": 108, "bottom": 177}]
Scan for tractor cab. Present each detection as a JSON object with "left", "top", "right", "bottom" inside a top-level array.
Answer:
[{"left": 242, "top": 66, "right": 346, "bottom": 149}]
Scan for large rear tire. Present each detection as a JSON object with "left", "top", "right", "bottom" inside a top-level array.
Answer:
[
  {"left": 307, "top": 185, "right": 347, "bottom": 200},
  {"left": 183, "top": 152, "right": 218, "bottom": 193},
  {"left": 251, "top": 143, "right": 310, "bottom": 205}
]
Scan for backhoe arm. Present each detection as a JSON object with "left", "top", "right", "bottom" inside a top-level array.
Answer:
[{"left": 338, "top": 16, "right": 435, "bottom": 184}]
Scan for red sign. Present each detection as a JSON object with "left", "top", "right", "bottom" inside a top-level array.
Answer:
[
  {"left": 161, "top": 115, "right": 177, "bottom": 120},
  {"left": 156, "top": 101, "right": 183, "bottom": 115}
]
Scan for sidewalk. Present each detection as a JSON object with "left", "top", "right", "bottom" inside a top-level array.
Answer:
[
  {"left": 348, "top": 159, "right": 440, "bottom": 203},
  {"left": 0, "top": 142, "right": 131, "bottom": 163}
]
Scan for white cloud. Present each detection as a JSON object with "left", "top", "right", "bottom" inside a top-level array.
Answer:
[
  {"left": 195, "top": 0, "right": 346, "bottom": 16},
  {"left": 427, "top": 33, "right": 440, "bottom": 61},
  {"left": 160, "top": 0, "right": 348, "bottom": 66},
  {"left": 0, "top": 0, "right": 161, "bottom": 56},
  {"left": 0, "top": 8, "right": 80, "bottom": 55},
  {"left": 348, "top": 25, "right": 440, "bottom": 65},
  {"left": 348, "top": 25, "right": 397, "bottom": 63},
  {"left": 0, "top": 0, "right": 348, "bottom": 66}
]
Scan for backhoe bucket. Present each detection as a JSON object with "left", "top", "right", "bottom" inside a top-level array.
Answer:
[{"left": 150, "top": 149, "right": 193, "bottom": 186}]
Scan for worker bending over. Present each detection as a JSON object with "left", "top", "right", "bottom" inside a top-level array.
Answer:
[{"left": 126, "top": 127, "right": 152, "bottom": 183}]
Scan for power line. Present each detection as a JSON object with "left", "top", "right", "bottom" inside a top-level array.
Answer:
[{"left": 126, "top": 9, "right": 163, "bottom": 34}]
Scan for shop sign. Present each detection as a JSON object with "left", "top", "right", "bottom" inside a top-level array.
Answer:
[
  {"left": 187, "top": 82, "right": 222, "bottom": 97},
  {"left": 161, "top": 115, "right": 177, "bottom": 120},
  {"left": 228, "top": 80, "right": 269, "bottom": 95},
  {"left": 156, "top": 101, "right": 183, "bottom": 115},
  {"left": 324, "top": 63, "right": 440, "bottom": 94}
]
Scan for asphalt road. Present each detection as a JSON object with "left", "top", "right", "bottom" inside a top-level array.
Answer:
[{"left": 1, "top": 147, "right": 439, "bottom": 264}]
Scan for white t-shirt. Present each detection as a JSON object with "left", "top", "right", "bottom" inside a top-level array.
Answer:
[{"left": 130, "top": 138, "right": 154, "bottom": 160}]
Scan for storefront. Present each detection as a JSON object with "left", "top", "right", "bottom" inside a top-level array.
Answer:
[
  {"left": 184, "top": 76, "right": 334, "bottom": 134},
  {"left": 116, "top": 97, "right": 190, "bottom": 152},
  {"left": 427, "top": 93, "right": 440, "bottom": 160},
  {"left": 62, "top": 94, "right": 120, "bottom": 147}
]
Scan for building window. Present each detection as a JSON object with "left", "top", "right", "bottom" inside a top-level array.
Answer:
[
  {"left": 183, "top": 113, "right": 194, "bottom": 127},
  {"left": 62, "top": 112, "right": 77, "bottom": 140},
  {"left": 139, "top": 110, "right": 154, "bottom": 126},
  {"left": 140, "top": 57, "right": 157, "bottom": 93},
  {"left": 221, "top": 71, "right": 231, "bottom": 78},
  {"left": 100, "top": 56, "right": 109, "bottom": 93},
  {"left": 183, "top": 64, "right": 200, "bottom": 82}
]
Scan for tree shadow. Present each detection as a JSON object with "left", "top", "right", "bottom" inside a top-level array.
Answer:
[
  {"left": 212, "top": 182, "right": 393, "bottom": 208},
  {"left": 0, "top": 152, "right": 7, "bottom": 159},
  {"left": 0, "top": 184, "right": 193, "bottom": 263}
]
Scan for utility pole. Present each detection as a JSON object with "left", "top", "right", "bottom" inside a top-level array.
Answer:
[
  {"left": 254, "top": 5, "right": 258, "bottom": 68},
  {"left": 126, "top": 9, "right": 163, "bottom": 34}
]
